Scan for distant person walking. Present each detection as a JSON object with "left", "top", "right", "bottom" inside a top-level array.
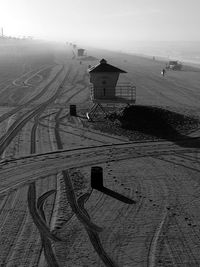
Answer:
[{"left": 161, "top": 68, "right": 166, "bottom": 77}]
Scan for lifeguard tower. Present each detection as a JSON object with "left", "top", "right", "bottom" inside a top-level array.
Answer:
[
  {"left": 77, "top": 48, "right": 85, "bottom": 57},
  {"left": 87, "top": 59, "right": 136, "bottom": 121}
]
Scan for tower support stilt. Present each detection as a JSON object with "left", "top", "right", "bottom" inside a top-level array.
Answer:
[{"left": 86, "top": 103, "right": 108, "bottom": 121}]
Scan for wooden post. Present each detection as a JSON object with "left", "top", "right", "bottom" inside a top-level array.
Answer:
[
  {"left": 70, "top": 105, "right": 77, "bottom": 116},
  {"left": 91, "top": 166, "right": 103, "bottom": 189}
]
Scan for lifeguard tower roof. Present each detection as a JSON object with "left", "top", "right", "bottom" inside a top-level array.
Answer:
[{"left": 89, "top": 59, "right": 127, "bottom": 73}]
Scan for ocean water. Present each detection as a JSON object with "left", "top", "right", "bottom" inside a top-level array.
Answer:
[{"left": 125, "top": 41, "right": 200, "bottom": 66}]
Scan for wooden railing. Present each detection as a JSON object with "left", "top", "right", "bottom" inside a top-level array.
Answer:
[
  {"left": 115, "top": 83, "right": 136, "bottom": 101},
  {"left": 89, "top": 83, "right": 136, "bottom": 102}
]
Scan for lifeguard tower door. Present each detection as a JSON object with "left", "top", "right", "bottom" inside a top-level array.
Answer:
[{"left": 90, "top": 73, "right": 120, "bottom": 100}]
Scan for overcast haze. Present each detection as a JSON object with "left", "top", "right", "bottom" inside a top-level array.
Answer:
[{"left": 0, "top": 0, "right": 200, "bottom": 50}]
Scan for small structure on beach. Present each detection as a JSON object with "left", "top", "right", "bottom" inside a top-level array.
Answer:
[
  {"left": 77, "top": 48, "right": 85, "bottom": 57},
  {"left": 87, "top": 59, "right": 136, "bottom": 120},
  {"left": 167, "top": 60, "right": 182, "bottom": 70}
]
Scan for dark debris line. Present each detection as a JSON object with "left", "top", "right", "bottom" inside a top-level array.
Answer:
[
  {"left": 63, "top": 170, "right": 118, "bottom": 267},
  {"left": 78, "top": 192, "right": 119, "bottom": 267},
  {"left": 27, "top": 183, "right": 60, "bottom": 267},
  {"left": 27, "top": 66, "right": 72, "bottom": 266},
  {"left": 37, "top": 189, "right": 59, "bottom": 267},
  {"left": 28, "top": 63, "right": 118, "bottom": 266},
  {"left": 55, "top": 92, "right": 118, "bottom": 266}
]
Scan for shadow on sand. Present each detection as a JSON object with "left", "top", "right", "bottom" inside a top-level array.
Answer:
[
  {"left": 91, "top": 166, "right": 135, "bottom": 204},
  {"left": 116, "top": 105, "right": 200, "bottom": 149}
]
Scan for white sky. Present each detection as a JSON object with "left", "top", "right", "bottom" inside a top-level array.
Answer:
[{"left": 0, "top": 0, "right": 200, "bottom": 49}]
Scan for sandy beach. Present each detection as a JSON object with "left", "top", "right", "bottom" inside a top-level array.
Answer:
[{"left": 0, "top": 43, "right": 200, "bottom": 266}]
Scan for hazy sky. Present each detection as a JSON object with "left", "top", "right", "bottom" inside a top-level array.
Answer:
[{"left": 0, "top": 0, "right": 200, "bottom": 49}]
